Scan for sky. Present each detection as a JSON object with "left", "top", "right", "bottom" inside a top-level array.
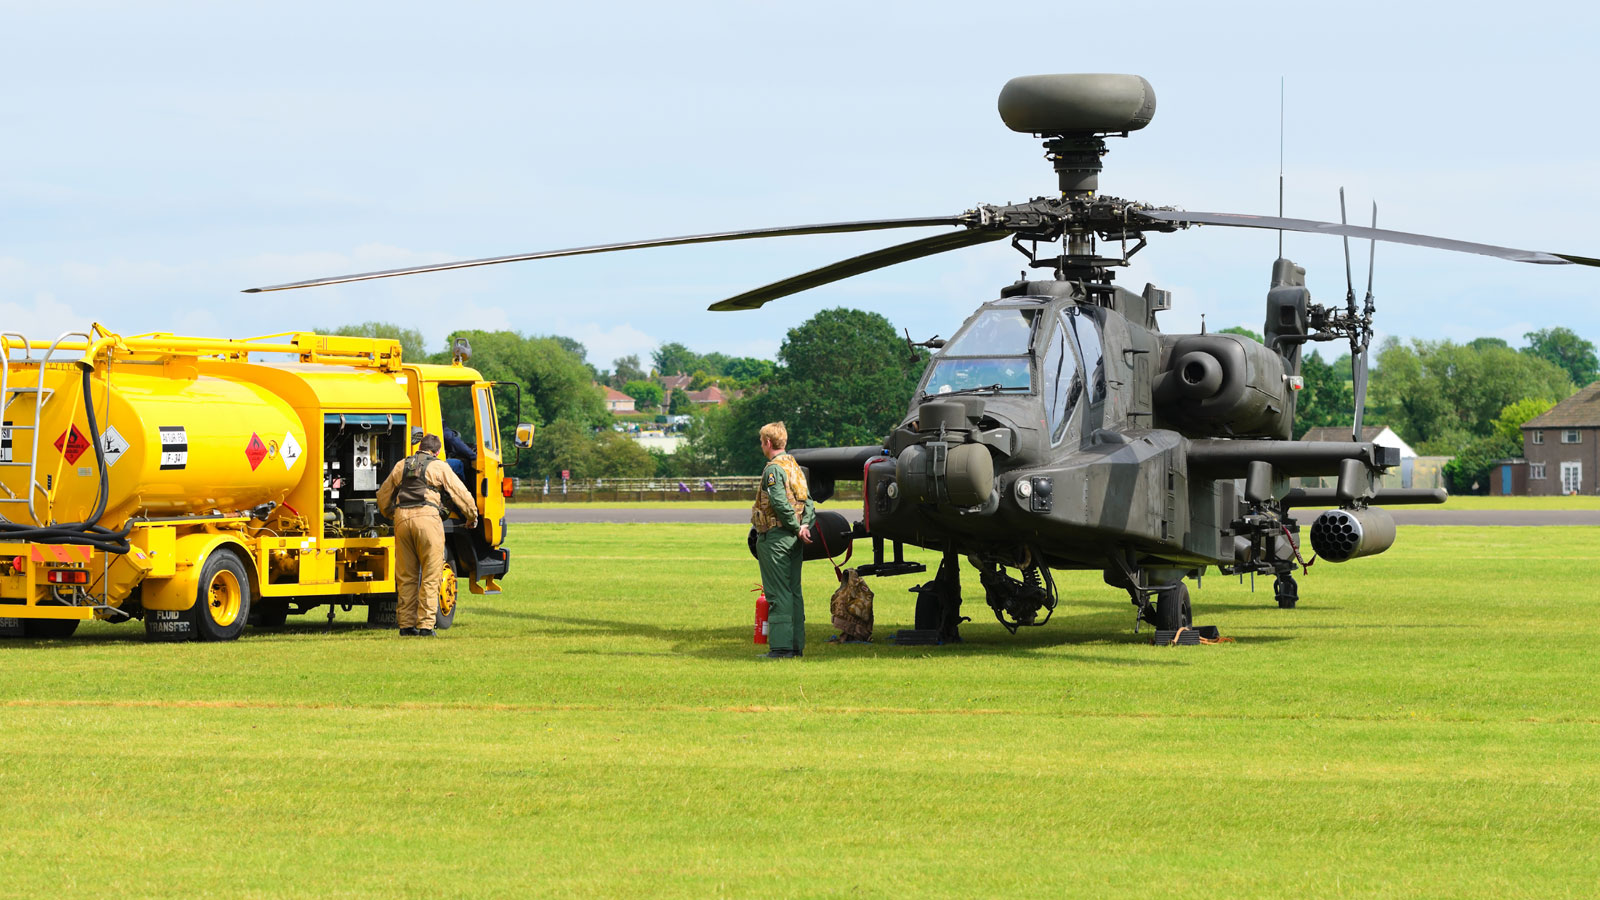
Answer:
[{"left": 4, "top": 1, "right": 1598, "bottom": 372}]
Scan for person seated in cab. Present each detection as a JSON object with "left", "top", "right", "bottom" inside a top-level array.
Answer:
[{"left": 442, "top": 425, "right": 477, "bottom": 481}]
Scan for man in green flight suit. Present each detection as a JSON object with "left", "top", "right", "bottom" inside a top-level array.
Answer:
[{"left": 751, "top": 421, "right": 815, "bottom": 659}]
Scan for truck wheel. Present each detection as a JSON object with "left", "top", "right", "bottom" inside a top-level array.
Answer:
[
  {"left": 1153, "top": 583, "right": 1192, "bottom": 631},
  {"left": 436, "top": 564, "right": 457, "bottom": 630},
  {"left": 22, "top": 618, "right": 79, "bottom": 639},
  {"left": 194, "top": 550, "right": 251, "bottom": 642}
]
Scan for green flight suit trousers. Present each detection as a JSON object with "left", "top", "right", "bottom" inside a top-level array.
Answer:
[{"left": 756, "top": 528, "right": 805, "bottom": 653}]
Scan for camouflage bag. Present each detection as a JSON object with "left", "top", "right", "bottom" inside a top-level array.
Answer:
[{"left": 829, "top": 568, "right": 874, "bottom": 642}]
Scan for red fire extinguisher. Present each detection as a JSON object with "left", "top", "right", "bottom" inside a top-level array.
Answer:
[{"left": 753, "top": 587, "right": 769, "bottom": 644}]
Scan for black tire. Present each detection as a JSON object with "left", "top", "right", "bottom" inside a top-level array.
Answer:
[
  {"left": 193, "top": 549, "right": 251, "bottom": 642},
  {"left": 252, "top": 599, "right": 290, "bottom": 629},
  {"left": 1275, "top": 574, "right": 1299, "bottom": 609},
  {"left": 1153, "top": 582, "right": 1192, "bottom": 631},
  {"left": 21, "top": 618, "right": 79, "bottom": 639}
]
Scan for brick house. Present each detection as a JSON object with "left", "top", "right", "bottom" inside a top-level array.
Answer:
[
  {"left": 598, "top": 384, "right": 636, "bottom": 414},
  {"left": 686, "top": 385, "right": 730, "bottom": 406},
  {"left": 1519, "top": 382, "right": 1600, "bottom": 495}
]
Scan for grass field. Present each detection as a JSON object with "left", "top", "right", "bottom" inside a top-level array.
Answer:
[{"left": 3, "top": 524, "right": 1599, "bottom": 898}]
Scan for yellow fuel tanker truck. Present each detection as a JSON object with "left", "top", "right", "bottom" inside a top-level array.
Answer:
[{"left": 0, "top": 325, "right": 527, "bottom": 641}]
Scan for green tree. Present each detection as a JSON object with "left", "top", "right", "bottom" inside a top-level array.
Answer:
[
  {"left": 622, "top": 380, "right": 664, "bottom": 411},
  {"left": 321, "top": 321, "right": 428, "bottom": 360},
  {"left": 1293, "top": 349, "right": 1354, "bottom": 438},
  {"left": 611, "top": 354, "right": 647, "bottom": 388},
  {"left": 668, "top": 389, "right": 692, "bottom": 415},
  {"left": 722, "top": 308, "right": 926, "bottom": 473},
  {"left": 527, "top": 419, "right": 594, "bottom": 480},
  {"left": 723, "top": 357, "right": 776, "bottom": 384},
  {"left": 441, "top": 330, "right": 608, "bottom": 428},
  {"left": 1492, "top": 397, "right": 1558, "bottom": 445},
  {"left": 679, "top": 403, "right": 742, "bottom": 475},
  {"left": 1367, "top": 337, "right": 1574, "bottom": 448},
  {"left": 1523, "top": 327, "right": 1599, "bottom": 388},
  {"left": 652, "top": 342, "right": 701, "bottom": 377},
  {"left": 1218, "top": 325, "right": 1264, "bottom": 344},
  {"left": 592, "top": 430, "right": 655, "bottom": 478}
]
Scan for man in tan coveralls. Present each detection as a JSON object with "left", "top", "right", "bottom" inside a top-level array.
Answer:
[{"left": 376, "top": 433, "right": 478, "bottom": 636}]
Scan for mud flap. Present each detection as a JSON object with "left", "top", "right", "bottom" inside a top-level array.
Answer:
[
  {"left": 367, "top": 598, "right": 398, "bottom": 628},
  {"left": 144, "top": 608, "right": 194, "bottom": 642}
]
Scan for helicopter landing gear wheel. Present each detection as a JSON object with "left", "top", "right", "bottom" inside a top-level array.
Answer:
[
  {"left": 1150, "top": 582, "right": 1191, "bottom": 631},
  {"left": 1275, "top": 574, "right": 1299, "bottom": 609}
]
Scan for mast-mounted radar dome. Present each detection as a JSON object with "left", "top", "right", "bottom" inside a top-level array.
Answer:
[
  {"left": 998, "top": 74, "right": 1156, "bottom": 136},
  {"left": 998, "top": 74, "right": 1157, "bottom": 196}
]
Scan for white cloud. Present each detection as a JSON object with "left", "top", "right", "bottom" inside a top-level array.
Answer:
[
  {"left": 561, "top": 322, "right": 658, "bottom": 369},
  {"left": 0, "top": 293, "right": 93, "bottom": 341}
]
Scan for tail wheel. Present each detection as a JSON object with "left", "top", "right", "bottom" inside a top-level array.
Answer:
[
  {"left": 195, "top": 549, "right": 251, "bottom": 642},
  {"left": 436, "top": 563, "right": 458, "bottom": 630}
]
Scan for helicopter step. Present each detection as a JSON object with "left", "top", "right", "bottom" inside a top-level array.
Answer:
[{"left": 853, "top": 534, "right": 926, "bottom": 579}]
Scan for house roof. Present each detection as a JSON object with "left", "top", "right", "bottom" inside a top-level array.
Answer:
[
  {"left": 1523, "top": 382, "right": 1600, "bottom": 428},
  {"left": 1300, "top": 425, "right": 1386, "bottom": 443},
  {"left": 599, "top": 385, "right": 633, "bottom": 402},
  {"left": 660, "top": 373, "right": 693, "bottom": 391},
  {"left": 686, "top": 385, "right": 727, "bottom": 404}
]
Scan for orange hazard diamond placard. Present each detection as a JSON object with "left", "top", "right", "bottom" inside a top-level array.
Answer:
[
  {"left": 245, "top": 432, "right": 268, "bottom": 470},
  {"left": 54, "top": 425, "right": 91, "bottom": 464}
]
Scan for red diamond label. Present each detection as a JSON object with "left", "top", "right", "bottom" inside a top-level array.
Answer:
[
  {"left": 245, "top": 433, "right": 268, "bottom": 470},
  {"left": 54, "top": 425, "right": 90, "bottom": 465}
]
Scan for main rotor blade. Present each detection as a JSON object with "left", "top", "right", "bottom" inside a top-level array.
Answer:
[
  {"left": 243, "top": 216, "right": 970, "bottom": 293},
  {"left": 709, "top": 228, "right": 1009, "bottom": 311},
  {"left": 1137, "top": 209, "right": 1600, "bottom": 267}
]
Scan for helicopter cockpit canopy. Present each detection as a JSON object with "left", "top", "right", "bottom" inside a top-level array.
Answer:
[{"left": 922, "top": 307, "right": 1040, "bottom": 396}]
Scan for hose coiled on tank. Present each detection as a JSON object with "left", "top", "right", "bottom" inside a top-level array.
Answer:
[{"left": 0, "top": 363, "right": 132, "bottom": 554}]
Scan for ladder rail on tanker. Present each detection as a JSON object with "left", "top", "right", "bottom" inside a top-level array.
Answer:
[{"left": 0, "top": 331, "right": 98, "bottom": 526}]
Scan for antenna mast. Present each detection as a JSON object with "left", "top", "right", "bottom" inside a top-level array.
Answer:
[{"left": 1278, "top": 76, "right": 1285, "bottom": 258}]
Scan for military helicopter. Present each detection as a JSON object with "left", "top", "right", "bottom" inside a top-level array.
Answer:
[{"left": 247, "top": 74, "right": 1598, "bottom": 640}]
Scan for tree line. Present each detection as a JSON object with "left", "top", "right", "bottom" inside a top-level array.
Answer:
[{"left": 324, "top": 316, "right": 1598, "bottom": 494}]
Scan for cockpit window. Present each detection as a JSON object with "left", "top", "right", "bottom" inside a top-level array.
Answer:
[
  {"left": 924, "top": 357, "right": 1031, "bottom": 395},
  {"left": 1067, "top": 308, "right": 1106, "bottom": 404},
  {"left": 1043, "top": 318, "right": 1082, "bottom": 443},
  {"left": 941, "top": 308, "right": 1038, "bottom": 357}
]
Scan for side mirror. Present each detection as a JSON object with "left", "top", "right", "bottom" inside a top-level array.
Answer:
[{"left": 513, "top": 423, "right": 536, "bottom": 449}]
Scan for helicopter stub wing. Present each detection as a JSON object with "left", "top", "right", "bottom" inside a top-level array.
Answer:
[
  {"left": 242, "top": 216, "right": 973, "bottom": 293},
  {"left": 1135, "top": 209, "right": 1600, "bottom": 268}
]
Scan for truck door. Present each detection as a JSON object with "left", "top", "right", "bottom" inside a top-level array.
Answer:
[{"left": 472, "top": 382, "right": 505, "bottom": 546}]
